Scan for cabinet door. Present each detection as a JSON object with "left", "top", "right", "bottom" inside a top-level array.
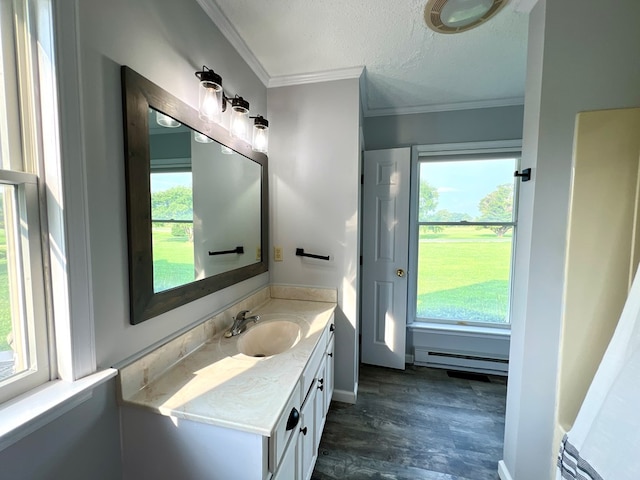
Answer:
[
  {"left": 314, "top": 361, "right": 326, "bottom": 450},
  {"left": 298, "top": 384, "right": 317, "bottom": 480},
  {"left": 273, "top": 429, "right": 298, "bottom": 480},
  {"left": 325, "top": 335, "right": 335, "bottom": 413}
]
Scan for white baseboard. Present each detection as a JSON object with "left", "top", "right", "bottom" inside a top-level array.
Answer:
[
  {"left": 405, "top": 353, "right": 414, "bottom": 364},
  {"left": 332, "top": 383, "right": 358, "bottom": 404},
  {"left": 498, "top": 460, "right": 514, "bottom": 480}
]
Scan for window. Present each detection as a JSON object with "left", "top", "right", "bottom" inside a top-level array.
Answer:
[
  {"left": 0, "top": 0, "right": 52, "bottom": 403},
  {"left": 413, "top": 149, "right": 520, "bottom": 327},
  {"left": 150, "top": 171, "right": 195, "bottom": 292}
]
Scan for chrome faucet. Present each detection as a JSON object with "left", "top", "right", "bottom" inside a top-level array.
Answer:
[{"left": 225, "top": 310, "right": 260, "bottom": 337}]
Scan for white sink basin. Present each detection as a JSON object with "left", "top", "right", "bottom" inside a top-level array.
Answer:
[{"left": 237, "top": 320, "right": 301, "bottom": 358}]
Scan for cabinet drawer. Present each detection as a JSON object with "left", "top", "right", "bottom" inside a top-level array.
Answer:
[
  {"left": 302, "top": 327, "right": 328, "bottom": 399},
  {"left": 269, "top": 384, "right": 302, "bottom": 473}
]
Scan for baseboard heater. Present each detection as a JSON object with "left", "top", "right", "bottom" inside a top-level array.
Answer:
[{"left": 414, "top": 348, "right": 509, "bottom": 375}]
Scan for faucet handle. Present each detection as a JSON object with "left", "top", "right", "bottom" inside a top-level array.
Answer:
[{"left": 235, "top": 309, "right": 251, "bottom": 320}]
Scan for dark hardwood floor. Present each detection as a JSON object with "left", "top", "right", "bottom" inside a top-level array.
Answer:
[{"left": 312, "top": 364, "right": 507, "bottom": 480}]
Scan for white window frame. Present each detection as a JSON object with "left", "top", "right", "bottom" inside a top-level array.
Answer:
[
  {"left": 0, "top": 0, "right": 113, "bottom": 452},
  {"left": 0, "top": 171, "right": 49, "bottom": 404},
  {"left": 0, "top": 0, "right": 54, "bottom": 404},
  {"left": 408, "top": 140, "right": 522, "bottom": 329}
]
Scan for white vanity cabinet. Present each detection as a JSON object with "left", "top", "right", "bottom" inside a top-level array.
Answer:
[
  {"left": 121, "top": 313, "right": 335, "bottom": 480},
  {"left": 275, "top": 318, "right": 335, "bottom": 480}
]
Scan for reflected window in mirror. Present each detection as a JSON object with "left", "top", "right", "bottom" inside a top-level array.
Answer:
[{"left": 148, "top": 109, "right": 195, "bottom": 292}]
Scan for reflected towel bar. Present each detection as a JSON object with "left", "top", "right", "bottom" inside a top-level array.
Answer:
[
  {"left": 296, "top": 248, "right": 330, "bottom": 261},
  {"left": 209, "top": 246, "right": 244, "bottom": 256}
]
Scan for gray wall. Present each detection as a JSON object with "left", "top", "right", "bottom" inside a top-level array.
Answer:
[
  {"left": 78, "top": 0, "right": 268, "bottom": 370},
  {"left": 0, "top": 381, "right": 122, "bottom": 480},
  {"left": 363, "top": 105, "right": 524, "bottom": 150},
  {"left": 503, "top": 1, "right": 640, "bottom": 479},
  {"left": 267, "top": 78, "right": 361, "bottom": 398}
]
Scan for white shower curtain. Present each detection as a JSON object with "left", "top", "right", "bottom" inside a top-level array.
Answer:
[{"left": 557, "top": 270, "right": 640, "bottom": 479}]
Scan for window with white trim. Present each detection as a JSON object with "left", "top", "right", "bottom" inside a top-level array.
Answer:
[
  {"left": 412, "top": 149, "right": 520, "bottom": 328},
  {"left": 0, "top": 0, "right": 52, "bottom": 403}
]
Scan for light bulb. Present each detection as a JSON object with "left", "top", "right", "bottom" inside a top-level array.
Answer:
[
  {"left": 229, "top": 96, "right": 250, "bottom": 142},
  {"left": 196, "top": 67, "right": 223, "bottom": 123},
  {"left": 251, "top": 116, "right": 269, "bottom": 154}
]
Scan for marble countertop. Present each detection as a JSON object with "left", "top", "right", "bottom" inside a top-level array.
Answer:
[{"left": 121, "top": 298, "right": 336, "bottom": 437}]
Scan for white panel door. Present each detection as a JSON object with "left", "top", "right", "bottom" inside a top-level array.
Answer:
[{"left": 361, "top": 148, "right": 410, "bottom": 369}]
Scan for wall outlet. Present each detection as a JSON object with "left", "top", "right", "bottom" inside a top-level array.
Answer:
[{"left": 274, "top": 246, "right": 283, "bottom": 262}]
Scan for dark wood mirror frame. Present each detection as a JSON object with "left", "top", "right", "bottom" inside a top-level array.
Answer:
[{"left": 121, "top": 66, "right": 269, "bottom": 325}]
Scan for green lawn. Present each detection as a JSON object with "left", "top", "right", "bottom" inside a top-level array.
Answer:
[
  {"left": 152, "top": 227, "right": 195, "bottom": 292},
  {"left": 417, "top": 226, "right": 512, "bottom": 324},
  {"left": 0, "top": 225, "right": 512, "bottom": 353}
]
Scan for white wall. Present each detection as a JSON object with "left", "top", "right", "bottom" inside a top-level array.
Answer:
[
  {"left": 192, "top": 140, "right": 262, "bottom": 278},
  {"left": 502, "top": 1, "right": 640, "bottom": 479},
  {"left": 77, "top": 0, "right": 268, "bottom": 369},
  {"left": 267, "top": 78, "right": 361, "bottom": 398}
]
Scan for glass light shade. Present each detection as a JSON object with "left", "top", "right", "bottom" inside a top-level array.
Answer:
[
  {"left": 221, "top": 145, "right": 234, "bottom": 155},
  {"left": 193, "top": 131, "right": 213, "bottom": 144},
  {"left": 252, "top": 117, "right": 269, "bottom": 154},
  {"left": 440, "top": 0, "right": 493, "bottom": 27},
  {"left": 230, "top": 97, "right": 250, "bottom": 142},
  {"left": 198, "top": 80, "right": 223, "bottom": 123},
  {"left": 155, "top": 111, "right": 181, "bottom": 128}
]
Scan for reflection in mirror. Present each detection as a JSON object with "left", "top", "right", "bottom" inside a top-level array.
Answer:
[
  {"left": 148, "top": 109, "right": 261, "bottom": 293},
  {"left": 121, "top": 66, "right": 268, "bottom": 324}
]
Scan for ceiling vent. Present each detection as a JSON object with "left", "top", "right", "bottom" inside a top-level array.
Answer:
[{"left": 424, "top": 0, "right": 509, "bottom": 34}]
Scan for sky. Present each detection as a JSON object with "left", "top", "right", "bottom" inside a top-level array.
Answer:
[
  {"left": 420, "top": 158, "right": 517, "bottom": 218},
  {"left": 150, "top": 172, "right": 192, "bottom": 193}
]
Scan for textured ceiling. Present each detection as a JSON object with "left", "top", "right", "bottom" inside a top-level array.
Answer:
[{"left": 202, "top": 0, "right": 529, "bottom": 116}]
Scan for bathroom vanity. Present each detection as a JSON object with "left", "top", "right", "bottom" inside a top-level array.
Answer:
[{"left": 118, "top": 287, "right": 336, "bottom": 480}]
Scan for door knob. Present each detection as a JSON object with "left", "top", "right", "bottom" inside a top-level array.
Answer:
[{"left": 396, "top": 268, "right": 405, "bottom": 277}]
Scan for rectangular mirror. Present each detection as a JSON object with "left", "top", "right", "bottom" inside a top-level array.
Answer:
[{"left": 122, "top": 66, "right": 268, "bottom": 324}]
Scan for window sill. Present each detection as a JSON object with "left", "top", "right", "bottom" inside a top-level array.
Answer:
[
  {"left": 408, "top": 322, "right": 511, "bottom": 338},
  {"left": 0, "top": 368, "right": 117, "bottom": 452}
]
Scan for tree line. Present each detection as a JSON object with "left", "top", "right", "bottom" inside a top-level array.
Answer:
[{"left": 420, "top": 181, "right": 513, "bottom": 236}]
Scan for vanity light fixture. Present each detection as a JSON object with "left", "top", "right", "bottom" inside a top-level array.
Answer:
[
  {"left": 424, "top": 0, "right": 508, "bottom": 33},
  {"left": 155, "top": 111, "right": 181, "bottom": 128},
  {"left": 195, "top": 66, "right": 224, "bottom": 123},
  {"left": 221, "top": 145, "right": 234, "bottom": 155},
  {"left": 251, "top": 115, "right": 269, "bottom": 154},
  {"left": 194, "top": 65, "right": 270, "bottom": 153}
]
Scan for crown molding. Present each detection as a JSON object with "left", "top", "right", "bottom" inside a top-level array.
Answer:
[
  {"left": 195, "top": 0, "right": 270, "bottom": 86},
  {"left": 363, "top": 96, "right": 525, "bottom": 118},
  {"left": 268, "top": 66, "right": 365, "bottom": 88}
]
